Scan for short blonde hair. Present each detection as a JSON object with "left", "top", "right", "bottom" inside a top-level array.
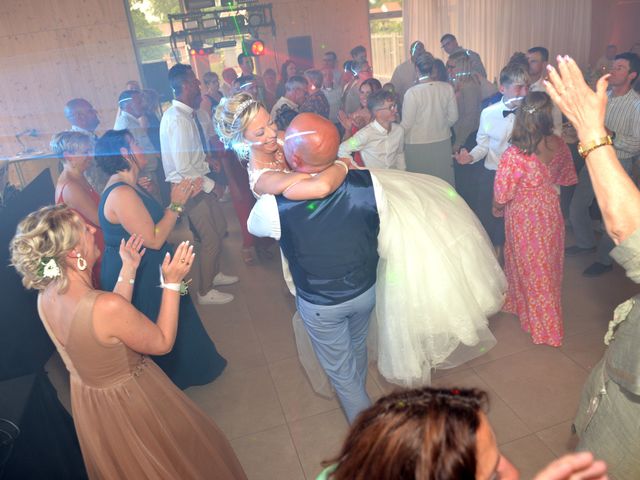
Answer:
[
  {"left": 213, "top": 92, "right": 264, "bottom": 156},
  {"left": 10, "top": 205, "right": 84, "bottom": 293},
  {"left": 50, "top": 131, "right": 94, "bottom": 157}
]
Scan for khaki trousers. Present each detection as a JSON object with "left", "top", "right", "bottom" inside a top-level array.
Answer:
[{"left": 184, "top": 192, "right": 227, "bottom": 295}]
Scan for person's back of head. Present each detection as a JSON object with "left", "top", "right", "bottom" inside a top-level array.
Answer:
[
  {"left": 50, "top": 130, "right": 93, "bottom": 157},
  {"left": 414, "top": 51, "right": 435, "bottom": 76},
  {"left": 222, "top": 67, "right": 238, "bottom": 85},
  {"left": 285, "top": 75, "right": 309, "bottom": 94},
  {"left": 507, "top": 52, "right": 529, "bottom": 71},
  {"left": 283, "top": 113, "right": 339, "bottom": 170},
  {"left": 304, "top": 69, "right": 323, "bottom": 91},
  {"left": 510, "top": 91, "right": 554, "bottom": 154},
  {"left": 168, "top": 63, "right": 194, "bottom": 98},
  {"left": 95, "top": 129, "right": 133, "bottom": 176},
  {"left": 350, "top": 45, "right": 367, "bottom": 61},
  {"left": 327, "top": 387, "right": 490, "bottom": 480},
  {"left": 410, "top": 40, "right": 425, "bottom": 61},
  {"left": 118, "top": 90, "right": 142, "bottom": 117}
]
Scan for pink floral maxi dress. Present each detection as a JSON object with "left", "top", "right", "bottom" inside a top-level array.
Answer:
[{"left": 494, "top": 143, "right": 577, "bottom": 346}]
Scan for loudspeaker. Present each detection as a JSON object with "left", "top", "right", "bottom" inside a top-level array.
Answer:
[
  {"left": 286, "top": 36, "right": 313, "bottom": 71},
  {"left": 141, "top": 61, "right": 172, "bottom": 103}
]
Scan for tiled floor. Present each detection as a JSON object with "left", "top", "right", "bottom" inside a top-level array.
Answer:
[{"left": 46, "top": 206, "right": 638, "bottom": 480}]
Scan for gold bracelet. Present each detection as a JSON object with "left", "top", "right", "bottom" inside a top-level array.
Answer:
[{"left": 577, "top": 135, "right": 613, "bottom": 159}]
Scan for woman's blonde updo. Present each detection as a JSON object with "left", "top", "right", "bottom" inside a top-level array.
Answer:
[
  {"left": 10, "top": 204, "right": 85, "bottom": 292},
  {"left": 213, "top": 92, "right": 264, "bottom": 159}
]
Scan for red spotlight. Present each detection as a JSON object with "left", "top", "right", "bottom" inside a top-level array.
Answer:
[{"left": 243, "top": 39, "right": 265, "bottom": 57}]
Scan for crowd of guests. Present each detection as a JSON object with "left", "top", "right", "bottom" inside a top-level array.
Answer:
[{"left": 7, "top": 32, "right": 640, "bottom": 479}]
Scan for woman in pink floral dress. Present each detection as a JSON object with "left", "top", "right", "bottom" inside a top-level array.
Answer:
[{"left": 493, "top": 92, "right": 577, "bottom": 346}]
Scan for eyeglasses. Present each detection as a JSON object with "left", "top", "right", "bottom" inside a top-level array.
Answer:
[{"left": 375, "top": 104, "right": 397, "bottom": 112}]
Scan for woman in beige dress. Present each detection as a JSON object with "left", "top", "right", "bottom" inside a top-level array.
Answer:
[{"left": 10, "top": 204, "right": 246, "bottom": 480}]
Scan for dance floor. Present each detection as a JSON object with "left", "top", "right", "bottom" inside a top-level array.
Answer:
[{"left": 46, "top": 203, "right": 638, "bottom": 479}]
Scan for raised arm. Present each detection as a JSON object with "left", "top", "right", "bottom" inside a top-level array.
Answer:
[
  {"left": 546, "top": 56, "right": 640, "bottom": 244},
  {"left": 112, "top": 233, "right": 146, "bottom": 301},
  {"left": 93, "top": 242, "right": 194, "bottom": 355}
]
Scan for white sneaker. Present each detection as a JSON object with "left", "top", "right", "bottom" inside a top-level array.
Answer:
[
  {"left": 212, "top": 272, "right": 239, "bottom": 287},
  {"left": 197, "top": 289, "right": 234, "bottom": 305}
]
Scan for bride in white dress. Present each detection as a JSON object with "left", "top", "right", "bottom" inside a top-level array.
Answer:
[{"left": 214, "top": 93, "right": 506, "bottom": 389}]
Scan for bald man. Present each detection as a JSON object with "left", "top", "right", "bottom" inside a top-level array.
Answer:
[{"left": 248, "top": 113, "right": 386, "bottom": 423}]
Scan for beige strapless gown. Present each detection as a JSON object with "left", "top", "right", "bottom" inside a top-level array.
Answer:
[{"left": 40, "top": 290, "right": 247, "bottom": 480}]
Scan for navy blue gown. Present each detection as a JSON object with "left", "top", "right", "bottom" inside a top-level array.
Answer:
[{"left": 99, "top": 182, "right": 226, "bottom": 389}]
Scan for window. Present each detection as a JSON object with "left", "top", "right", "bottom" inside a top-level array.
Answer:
[{"left": 369, "top": 0, "right": 403, "bottom": 84}]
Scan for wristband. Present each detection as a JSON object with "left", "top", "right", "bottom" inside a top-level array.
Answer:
[
  {"left": 117, "top": 276, "right": 135, "bottom": 285},
  {"left": 577, "top": 135, "right": 613, "bottom": 159},
  {"left": 168, "top": 202, "right": 184, "bottom": 216},
  {"left": 162, "top": 283, "right": 181, "bottom": 292},
  {"left": 334, "top": 160, "right": 349, "bottom": 174},
  {"left": 158, "top": 265, "right": 190, "bottom": 295}
]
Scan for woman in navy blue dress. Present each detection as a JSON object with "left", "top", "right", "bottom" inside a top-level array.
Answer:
[{"left": 96, "top": 129, "right": 226, "bottom": 389}]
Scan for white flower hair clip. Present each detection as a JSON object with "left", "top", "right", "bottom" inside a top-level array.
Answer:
[
  {"left": 522, "top": 105, "right": 537, "bottom": 114},
  {"left": 38, "top": 257, "right": 61, "bottom": 279}
]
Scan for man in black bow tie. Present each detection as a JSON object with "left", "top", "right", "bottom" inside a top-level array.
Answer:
[{"left": 454, "top": 63, "right": 529, "bottom": 253}]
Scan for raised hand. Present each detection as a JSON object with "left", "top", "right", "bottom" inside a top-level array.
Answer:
[
  {"left": 119, "top": 233, "right": 146, "bottom": 271},
  {"left": 170, "top": 179, "right": 194, "bottom": 206},
  {"left": 161, "top": 241, "right": 195, "bottom": 284},
  {"left": 544, "top": 56, "right": 609, "bottom": 142},
  {"left": 533, "top": 452, "right": 608, "bottom": 480}
]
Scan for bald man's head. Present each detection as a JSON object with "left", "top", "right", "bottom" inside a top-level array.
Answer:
[{"left": 283, "top": 113, "right": 340, "bottom": 173}]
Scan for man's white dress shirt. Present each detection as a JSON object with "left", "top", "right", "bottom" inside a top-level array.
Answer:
[
  {"left": 159, "top": 100, "right": 210, "bottom": 184},
  {"left": 338, "top": 120, "right": 406, "bottom": 170},
  {"left": 468, "top": 97, "right": 516, "bottom": 170}
]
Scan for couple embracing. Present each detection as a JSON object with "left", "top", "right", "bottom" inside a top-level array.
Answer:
[{"left": 215, "top": 96, "right": 505, "bottom": 423}]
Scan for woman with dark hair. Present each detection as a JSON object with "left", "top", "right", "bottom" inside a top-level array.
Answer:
[
  {"left": 200, "top": 71, "right": 224, "bottom": 117},
  {"left": 431, "top": 58, "right": 449, "bottom": 82},
  {"left": 401, "top": 52, "right": 458, "bottom": 184},
  {"left": 319, "top": 385, "right": 606, "bottom": 480},
  {"left": 493, "top": 92, "right": 577, "bottom": 346},
  {"left": 96, "top": 129, "right": 228, "bottom": 388},
  {"left": 276, "top": 59, "right": 298, "bottom": 99}
]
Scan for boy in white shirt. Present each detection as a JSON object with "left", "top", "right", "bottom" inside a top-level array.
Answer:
[
  {"left": 454, "top": 63, "right": 529, "bottom": 248},
  {"left": 338, "top": 89, "right": 405, "bottom": 170}
]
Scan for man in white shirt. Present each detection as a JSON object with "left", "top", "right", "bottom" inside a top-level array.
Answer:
[
  {"left": 390, "top": 40, "right": 424, "bottom": 103},
  {"left": 160, "top": 64, "right": 238, "bottom": 305},
  {"left": 322, "top": 51, "right": 343, "bottom": 91},
  {"left": 454, "top": 63, "right": 529, "bottom": 247},
  {"left": 527, "top": 46, "right": 562, "bottom": 135},
  {"left": 338, "top": 89, "right": 405, "bottom": 170},
  {"left": 114, "top": 90, "right": 161, "bottom": 198},
  {"left": 270, "top": 76, "right": 308, "bottom": 130}
]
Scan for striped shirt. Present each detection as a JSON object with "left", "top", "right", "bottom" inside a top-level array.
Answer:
[{"left": 606, "top": 88, "right": 640, "bottom": 160}]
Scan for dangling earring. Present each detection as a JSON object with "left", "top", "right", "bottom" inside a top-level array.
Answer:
[{"left": 76, "top": 252, "right": 88, "bottom": 271}]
